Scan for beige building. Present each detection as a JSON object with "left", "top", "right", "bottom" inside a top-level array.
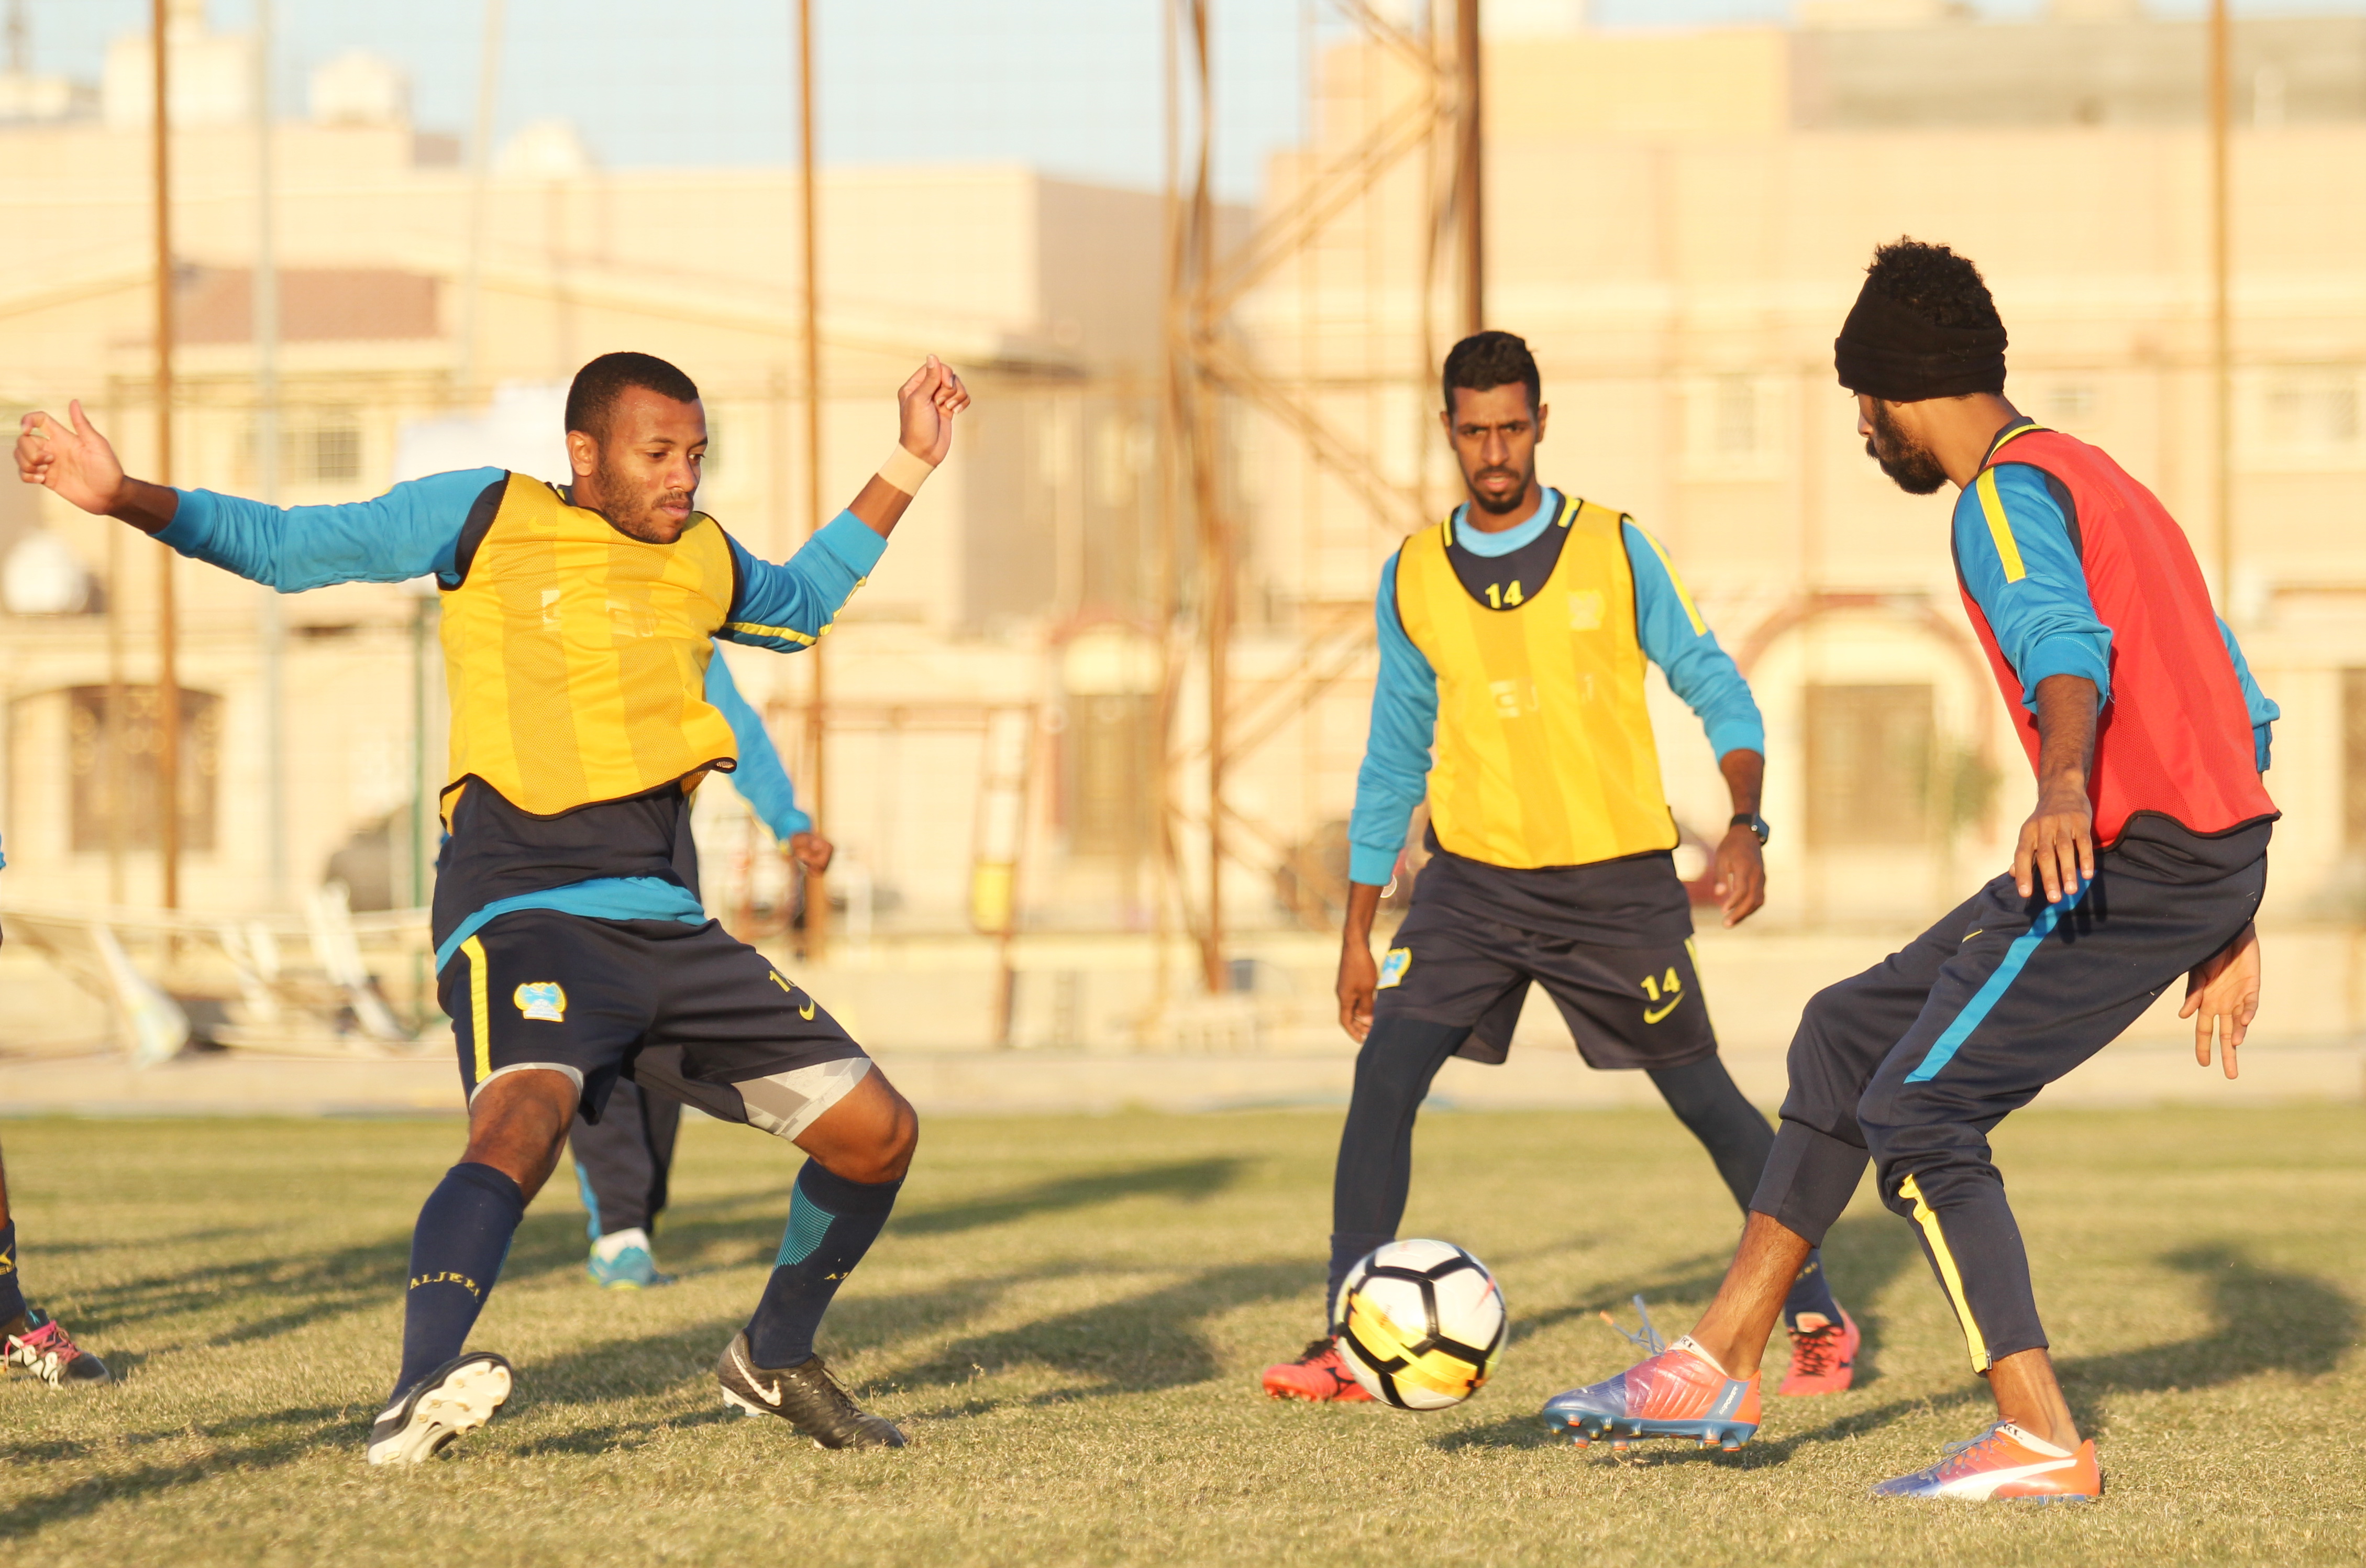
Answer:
[
  {"left": 1231, "top": 5, "right": 2366, "bottom": 936},
  {"left": 2, "top": 3, "right": 2363, "bottom": 1055},
  {"left": 0, "top": 3, "right": 1168, "bottom": 937}
]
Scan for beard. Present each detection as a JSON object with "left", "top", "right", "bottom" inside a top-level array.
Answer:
[
  {"left": 591, "top": 455, "right": 695, "bottom": 542},
  {"left": 1467, "top": 467, "right": 1531, "bottom": 515},
  {"left": 1864, "top": 402, "right": 1948, "bottom": 495}
]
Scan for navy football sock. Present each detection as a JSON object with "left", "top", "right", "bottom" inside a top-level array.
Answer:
[
  {"left": 745, "top": 1160, "right": 901, "bottom": 1367},
  {"left": 1784, "top": 1248, "right": 1843, "bottom": 1330},
  {"left": 0, "top": 1220, "right": 25, "bottom": 1331},
  {"left": 393, "top": 1162, "right": 525, "bottom": 1400},
  {"left": 1326, "top": 1231, "right": 1394, "bottom": 1323}
]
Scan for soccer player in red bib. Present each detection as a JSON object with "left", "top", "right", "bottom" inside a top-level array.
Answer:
[{"left": 1541, "top": 240, "right": 2279, "bottom": 1501}]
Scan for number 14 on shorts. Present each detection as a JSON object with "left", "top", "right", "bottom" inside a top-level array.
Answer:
[{"left": 1640, "top": 967, "right": 1684, "bottom": 1024}]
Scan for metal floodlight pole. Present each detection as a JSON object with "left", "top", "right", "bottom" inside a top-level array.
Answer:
[
  {"left": 2208, "top": 0, "right": 2234, "bottom": 602},
  {"left": 254, "top": 0, "right": 286, "bottom": 902},
  {"left": 797, "top": 0, "right": 830, "bottom": 957},
  {"left": 457, "top": 0, "right": 506, "bottom": 402},
  {"left": 1455, "top": 0, "right": 1483, "bottom": 337},
  {"left": 152, "top": 0, "right": 180, "bottom": 910}
]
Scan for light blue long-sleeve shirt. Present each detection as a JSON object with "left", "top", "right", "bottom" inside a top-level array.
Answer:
[
  {"left": 1346, "top": 488, "right": 1765, "bottom": 887},
  {"left": 1958, "top": 458, "right": 2278, "bottom": 769},
  {"left": 158, "top": 470, "right": 886, "bottom": 652},
  {"left": 702, "top": 656, "right": 811, "bottom": 840},
  {"left": 156, "top": 470, "right": 865, "bottom": 956}
]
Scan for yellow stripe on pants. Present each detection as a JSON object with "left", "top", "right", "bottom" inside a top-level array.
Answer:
[
  {"left": 1900, "top": 1174, "right": 1991, "bottom": 1373},
  {"left": 462, "top": 935, "right": 492, "bottom": 1086}
]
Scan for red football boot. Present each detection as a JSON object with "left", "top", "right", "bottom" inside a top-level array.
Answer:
[
  {"left": 1779, "top": 1309, "right": 1860, "bottom": 1397},
  {"left": 1261, "top": 1337, "right": 1373, "bottom": 1403}
]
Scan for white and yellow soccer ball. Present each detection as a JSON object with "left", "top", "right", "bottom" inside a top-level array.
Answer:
[{"left": 1332, "top": 1239, "right": 1506, "bottom": 1410}]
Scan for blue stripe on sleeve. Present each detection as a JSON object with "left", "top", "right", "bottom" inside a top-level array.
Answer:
[
  {"left": 2216, "top": 616, "right": 2280, "bottom": 772},
  {"left": 1622, "top": 522, "right": 1763, "bottom": 759},
  {"left": 1954, "top": 465, "right": 2114, "bottom": 711},
  {"left": 1346, "top": 552, "right": 1439, "bottom": 887},
  {"left": 161, "top": 468, "right": 502, "bottom": 591},
  {"left": 717, "top": 511, "right": 886, "bottom": 651},
  {"left": 703, "top": 654, "right": 811, "bottom": 839}
]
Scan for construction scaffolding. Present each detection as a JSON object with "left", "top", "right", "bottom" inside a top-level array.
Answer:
[{"left": 1160, "top": 0, "right": 1480, "bottom": 992}]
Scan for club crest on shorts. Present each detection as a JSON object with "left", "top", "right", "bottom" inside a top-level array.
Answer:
[
  {"left": 513, "top": 981, "right": 568, "bottom": 1023},
  {"left": 1377, "top": 947, "right": 1412, "bottom": 989}
]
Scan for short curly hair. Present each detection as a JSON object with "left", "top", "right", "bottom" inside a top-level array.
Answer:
[
  {"left": 1862, "top": 239, "right": 2001, "bottom": 334},
  {"left": 566, "top": 351, "right": 701, "bottom": 439},
  {"left": 1442, "top": 330, "right": 1540, "bottom": 414}
]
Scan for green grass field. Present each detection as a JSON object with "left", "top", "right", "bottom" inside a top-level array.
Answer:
[{"left": 2, "top": 1105, "right": 2361, "bottom": 1566}]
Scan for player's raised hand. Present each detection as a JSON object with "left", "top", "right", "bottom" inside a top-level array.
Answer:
[
  {"left": 15, "top": 401, "right": 127, "bottom": 516},
  {"left": 2180, "top": 921, "right": 2260, "bottom": 1080},
  {"left": 895, "top": 355, "right": 969, "bottom": 467}
]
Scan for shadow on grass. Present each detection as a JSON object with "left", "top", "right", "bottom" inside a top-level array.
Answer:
[
  {"left": 890, "top": 1157, "right": 1250, "bottom": 1238},
  {"left": 0, "top": 1401, "right": 352, "bottom": 1542},
  {"left": 1434, "top": 1241, "right": 2360, "bottom": 1465},
  {"left": 890, "top": 1258, "right": 1312, "bottom": 1410},
  {"left": 49, "top": 1233, "right": 406, "bottom": 1345}
]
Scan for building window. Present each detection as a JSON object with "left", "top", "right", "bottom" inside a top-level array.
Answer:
[
  {"left": 1805, "top": 683, "right": 1933, "bottom": 848},
  {"left": 67, "top": 686, "right": 221, "bottom": 853},
  {"left": 2046, "top": 382, "right": 2099, "bottom": 427},
  {"left": 1064, "top": 693, "right": 1159, "bottom": 856},
  {"left": 242, "top": 412, "right": 365, "bottom": 487},
  {"left": 304, "top": 422, "right": 363, "bottom": 483},
  {"left": 2346, "top": 670, "right": 2366, "bottom": 848},
  {"left": 2252, "top": 368, "right": 2364, "bottom": 465},
  {"left": 1682, "top": 376, "right": 1780, "bottom": 479}
]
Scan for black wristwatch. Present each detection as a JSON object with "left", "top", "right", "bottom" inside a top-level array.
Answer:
[{"left": 1731, "top": 812, "right": 1770, "bottom": 846}]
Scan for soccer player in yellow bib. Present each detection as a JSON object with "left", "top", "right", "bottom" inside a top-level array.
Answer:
[
  {"left": 1262, "top": 333, "right": 1856, "bottom": 1404},
  {"left": 17, "top": 351, "right": 965, "bottom": 1460}
]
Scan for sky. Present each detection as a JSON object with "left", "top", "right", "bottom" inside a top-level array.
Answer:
[{"left": 16, "top": 1, "right": 2366, "bottom": 199}]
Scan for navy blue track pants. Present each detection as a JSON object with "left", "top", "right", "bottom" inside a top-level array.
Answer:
[{"left": 1752, "top": 813, "right": 2270, "bottom": 1371}]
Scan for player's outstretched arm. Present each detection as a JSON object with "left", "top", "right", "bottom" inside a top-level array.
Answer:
[
  {"left": 19, "top": 399, "right": 487, "bottom": 590},
  {"left": 722, "top": 357, "right": 970, "bottom": 653},
  {"left": 16, "top": 401, "right": 179, "bottom": 533}
]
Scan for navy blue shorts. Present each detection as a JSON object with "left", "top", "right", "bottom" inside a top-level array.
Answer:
[{"left": 438, "top": 912, "right": 867, "bottom": 1135}]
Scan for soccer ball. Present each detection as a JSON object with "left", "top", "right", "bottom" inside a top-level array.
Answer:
[{"left": 1332, "top": 1239, "right": 1506, "bottom": 1410}]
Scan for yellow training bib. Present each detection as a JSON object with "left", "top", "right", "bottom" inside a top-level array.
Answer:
[
  {"left": 1392, "top": 496, "right": 1677, "bottom": 868},
  {"left": 438, "top": 473, "right": 740, "bottom": 820}
]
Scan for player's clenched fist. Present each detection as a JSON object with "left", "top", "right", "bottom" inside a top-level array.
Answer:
[{"left": 894, "top": 355, "right": 970, "bottom": 468}]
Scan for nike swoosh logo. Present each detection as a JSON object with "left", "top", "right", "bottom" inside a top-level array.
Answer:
[
  {"left": 1962, "top": 929, "right": 1983, "bottom": 942},
  {"left": 799, "top": 1001, "right": 816, "bottom": 1021},
  {"left": 1643, "top": 997, "right": 1682, "bottom": 1025},
  {"left": 732, "top": 1344, "right": 783, "bottom": 1407}
]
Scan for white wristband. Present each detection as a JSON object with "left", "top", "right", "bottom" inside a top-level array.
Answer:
[{"left": 877, "top": 445, "right": 935, "bottom": 497}]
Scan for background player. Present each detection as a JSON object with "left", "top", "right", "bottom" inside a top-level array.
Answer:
[
  {"left": 16, "top": 349, "right": 966, "bottom": 1461},
  {"left": 0, "top": 840, "right": 109, "bottom": 1387},
  {"left": 1, "top": 1140, "right": 111, "bottom": 1387},
  {"left": 569, "top": 654, "right": 833, "bottom": 1291},
  {"left": 1262, "top": 332, "right": 1855, "bottom": 1405},
  {"left": 1543, "top": 240, "right": 2277, "bottom": 1501}
]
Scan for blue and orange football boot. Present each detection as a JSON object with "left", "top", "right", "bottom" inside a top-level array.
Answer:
[
  {"left": 1779, "top": 1309, "right": 1860, "bottom": 1397},
  {"left": 1870, "top": 1423, "right": 2102, "bottom": 1502},
  {"left": 1541, "top": 1338, "right": 1760, "bottom": 1452},
  {"left": 1260, "top": 1337, "right": 1373, "bottom": 1403}
]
